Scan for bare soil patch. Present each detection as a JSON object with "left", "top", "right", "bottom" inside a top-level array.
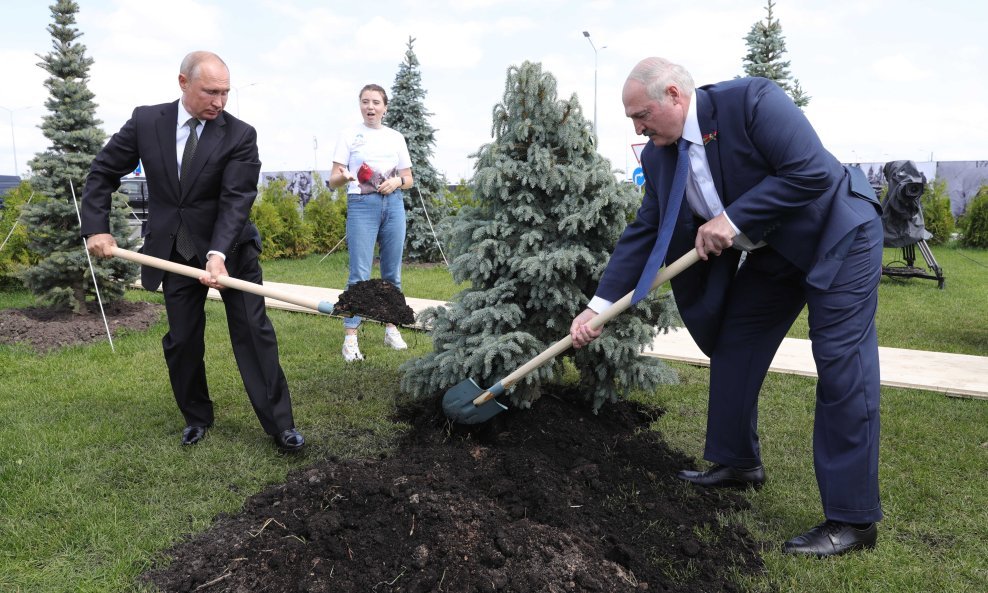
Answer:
[
  {"left": 141, "top": 389, "right": 763, "bottom": 592},
  {"left": 0, "top": 300, "right": 162, "bottom": 352}
]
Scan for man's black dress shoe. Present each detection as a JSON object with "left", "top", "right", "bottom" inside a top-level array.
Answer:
[
  {"left": 676, "top": 463, "right": 766, "bottom": 489},
  {"left": 782, "top": 520, "right": 877, "bottom": 557},
  {"left": 274, "top": 428, "right": 305, "bottom": 451},
  {"left": 181, "top": 425, "right": 208, "bottom": 446}
]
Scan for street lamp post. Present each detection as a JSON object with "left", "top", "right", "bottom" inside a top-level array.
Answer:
[
  {"left": 0, "top": 105, "right": 24, "bottom": 176},
  {"left": 232, "top": 82, "right": 258, "bottom": 117},
  {"left": 582, "top": 31, "right": 605, "bottom": 141}
]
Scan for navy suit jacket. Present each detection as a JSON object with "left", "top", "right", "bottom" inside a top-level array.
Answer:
[
  {"left": 80, "top": 101, "right": 262, "bottom": 290},
  {"left": 597, "top": 78, "right": 880, "bottom": 355}
]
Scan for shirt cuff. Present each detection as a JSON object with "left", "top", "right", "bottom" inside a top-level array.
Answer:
[
  {"left": 587, "top": 295, "right": 614, "bottom": 314},
  {"left": 206, "top": 250, "right": 226, "bottom": 262},
  {"left": 723, "top": 212, "right": 742, "bottom": 235}
]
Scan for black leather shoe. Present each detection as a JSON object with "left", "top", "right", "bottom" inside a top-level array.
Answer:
[
  {"left": 181, "top": 425, "right": 208, "bottom": 446},
  {"left": 677, "top": 463, "right": 766, "bottom": 489},
  {"left": 274, "top": 428, "right": 305, "bottom": 452},
  {"left": 782, "top": 520, "right": 877, "bottom": 557}
]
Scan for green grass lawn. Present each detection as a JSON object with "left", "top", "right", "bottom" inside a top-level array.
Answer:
[{"left": 0, "top": 247, "right": 986, "bottom": 592}]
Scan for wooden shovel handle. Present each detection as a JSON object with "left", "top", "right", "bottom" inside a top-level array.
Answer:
[
  {"left": 477, "top": 249, "right": 702, "bottom": 403},
  {"left": 111, "top": 247, "right": 336, "bottom": 314}
]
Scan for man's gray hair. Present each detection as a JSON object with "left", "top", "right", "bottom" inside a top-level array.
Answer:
[
  {"left": 180, "top": 51, "right": 227, "bottom": 80},
  {"left": 627, "top": 57, "right": 695, "bottom": 102}
]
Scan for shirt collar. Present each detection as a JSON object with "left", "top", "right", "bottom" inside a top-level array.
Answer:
[
  {"left": 177, "top": 101, "right": 202, "bottom": 129},
  {"left": 681, "top": 94, "right": 702, "bottom": 146}
]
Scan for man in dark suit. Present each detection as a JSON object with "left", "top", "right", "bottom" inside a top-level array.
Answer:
[
  {"left": 571, "top": 57, "right": 883, "bottom": 557},
  {"left": 81, "top": 51, "right": 304, "bottom": 451}
]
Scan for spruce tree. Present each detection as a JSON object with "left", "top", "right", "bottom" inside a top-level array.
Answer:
[
  {"left": 19, "top": 0, "right": 137, "bottom": 313},
  {"left": 741, "top": 0, "right": 811, "bottom": 108},
  {"left": 384, "top": 37, "right": 452, "bottom": 263},
  {"left": 401, "top": 61, "right": 679, "bottom": 411}
]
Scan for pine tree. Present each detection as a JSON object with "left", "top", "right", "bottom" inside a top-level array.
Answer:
[
  {"left": 19, "top": 0, "right": 138, "bottom": 313},
  {"left": 741, "top": 0, "right": 811, "bottom": 108},
  {"left": 401, "top": 61, "right": 679, "bottom": 411},
  {"left": 384, "top": 37, "right": 452, "bottom": 263}
]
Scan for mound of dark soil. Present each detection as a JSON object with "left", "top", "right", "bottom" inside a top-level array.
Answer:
[
  {"left": 0, "top": 300, "right": 163, "bottom": 352},
  {"left": 141, "top": 390, "right": 762, "bottom": 592},
  {"left": 332, "top": 279, "right": 416, "bottom": 326}
]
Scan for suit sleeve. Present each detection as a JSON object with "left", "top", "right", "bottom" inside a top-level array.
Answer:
[
  {"left": 723, "top": 80, "right": 842, "bottom": 243},
  {"left": 210, "top": 125, "right": 262, "bottom": 255},
  {"left": 79, "top": 108, "right": 143, "bottom": 237}
]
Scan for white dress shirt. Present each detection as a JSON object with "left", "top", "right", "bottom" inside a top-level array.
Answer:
[
  {"left": 176, "top": 103, "right": 203, "bottom": 176},
  {"left": 176, "top": 102, "right": 225, "bottom": 262}
]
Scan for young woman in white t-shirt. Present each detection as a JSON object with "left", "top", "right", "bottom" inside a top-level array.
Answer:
[{"left": 329, "top": 84, "right": 414, "bottom": 362}]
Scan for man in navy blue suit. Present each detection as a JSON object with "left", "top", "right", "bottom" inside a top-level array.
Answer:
[{"left": 571, "top": 57, "right": 884, "bottom": 557}]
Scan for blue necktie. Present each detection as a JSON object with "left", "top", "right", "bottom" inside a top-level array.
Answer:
[{"left": 632, "top": 136, "right": 690, "bottom": 304}]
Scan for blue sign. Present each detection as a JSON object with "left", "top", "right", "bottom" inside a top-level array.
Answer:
[{"left": 633, "top": 167, "right": 644, "bottom": 186}]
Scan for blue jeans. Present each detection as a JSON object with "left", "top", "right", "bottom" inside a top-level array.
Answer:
[{"left": 343, "top": 191, "right": 406, "bottom": 329}]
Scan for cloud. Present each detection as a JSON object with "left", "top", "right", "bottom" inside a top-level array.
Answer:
[{"left": 870, "top": 54, "right": 932, "bottom": 83}]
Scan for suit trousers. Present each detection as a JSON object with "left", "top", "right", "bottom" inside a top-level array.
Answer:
[
  {"left": 703, "top": 216, "right": 884, "bottom": 523},
  {"left": 161, "top": 242, "right": 295, "bottom": 435}
]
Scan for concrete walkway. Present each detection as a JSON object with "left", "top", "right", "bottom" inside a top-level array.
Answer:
[{"left": 207, "top": 280, "right": 988, "bottom": 400}]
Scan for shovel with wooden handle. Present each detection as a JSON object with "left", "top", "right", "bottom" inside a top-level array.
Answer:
[
  {"left": 111, "top": 247, "right": 338, "bottom": 314},
  {"left": 441, "top": 249, "right": 702, "bottom": 424}
]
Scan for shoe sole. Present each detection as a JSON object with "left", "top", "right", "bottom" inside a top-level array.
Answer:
[{"left": 679, "top": 477, "right": 765, "bottom": 490}]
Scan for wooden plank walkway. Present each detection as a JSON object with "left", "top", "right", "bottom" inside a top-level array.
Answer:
[{"left": 201, "top": 280, "right": 988, "bottom": 400}]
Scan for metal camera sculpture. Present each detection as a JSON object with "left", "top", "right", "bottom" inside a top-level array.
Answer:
[{"left": 880, "top": 160, "right": 945, "bottom": 288}]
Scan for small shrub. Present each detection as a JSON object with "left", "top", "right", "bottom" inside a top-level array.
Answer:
[
  {"left": 251, "top": 178, "right": 312, "bottom": 260},
  {"left": 0, "top": 181, "right": 37, "bottom": 287},
  {"left": 921, "top": 179, "right": 955, "bottom": 245},
  {"left": 304, "top": 177, "right": 347, "bottom": 253},
  {"left": 959, "top": 184, "right": 988, "bottom": 248},
  {"left": 447, "top": 179, "right": 478, "bottom": 211}
]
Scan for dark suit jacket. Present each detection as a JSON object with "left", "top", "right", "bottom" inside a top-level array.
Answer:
[
  {"left": 597, "top": 78, "right": 880, "bottom": 354},
  {"left": 80, "top": 100, "right": 262, "bottom": 290}
]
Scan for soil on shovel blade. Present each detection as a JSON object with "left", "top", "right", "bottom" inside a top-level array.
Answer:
[
  {"left": 141, "top": 388, "right": 763, "bottom": 592},
  {"left": 332, "top": 279, "right": 416, "bottom": 326}
]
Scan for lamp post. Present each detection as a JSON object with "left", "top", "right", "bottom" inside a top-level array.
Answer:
[
  {"left": 0, "top": 105, "right": 25, "bottom": 177},
  {"left": 582, "top": 31, "right": 605, "bottom": 141},
  {"left": 313, "top": 136, "right": 318, "bottom": 171},
  {"left": 232, "top": 82, "right": 258, "bottom": 117}
]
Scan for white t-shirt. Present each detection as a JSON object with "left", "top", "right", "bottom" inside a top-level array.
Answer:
[{"left": 332, "top": 123, "right": 412, "bottom": 194}]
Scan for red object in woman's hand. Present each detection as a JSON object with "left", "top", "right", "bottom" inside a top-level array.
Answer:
[{"left": 357, "top": 162, "right": 373, "bottom": 183}]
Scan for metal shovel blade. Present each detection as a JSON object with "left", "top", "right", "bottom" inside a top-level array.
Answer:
[{"left": 442, "top": 378, "right": 508, "bottom": 424}]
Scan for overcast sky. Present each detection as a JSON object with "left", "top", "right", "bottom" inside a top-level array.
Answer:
[{"left": 1, "top": 0, "right": 985, "bottom": 182}]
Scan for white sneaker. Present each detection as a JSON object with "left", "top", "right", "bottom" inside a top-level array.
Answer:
[
  {"left": 384, "top": 326, "right": 408, "bottom": 350},
  {"left": 342, "top": 335, "right": 364, "bottom": 362}
]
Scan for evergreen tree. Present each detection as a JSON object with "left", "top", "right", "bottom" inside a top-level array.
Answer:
[
  {"left": 401, "top": 61, "right": 679, "bottom": 411},
  {"left": 19, "top": 0, "right": 137, "bottom": 313},
  {"left": 741, "top": 0, "right": 811, "bottom": 108},
  {"left": 384, "top": 37, "right": 452, "bottom": 263}
]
